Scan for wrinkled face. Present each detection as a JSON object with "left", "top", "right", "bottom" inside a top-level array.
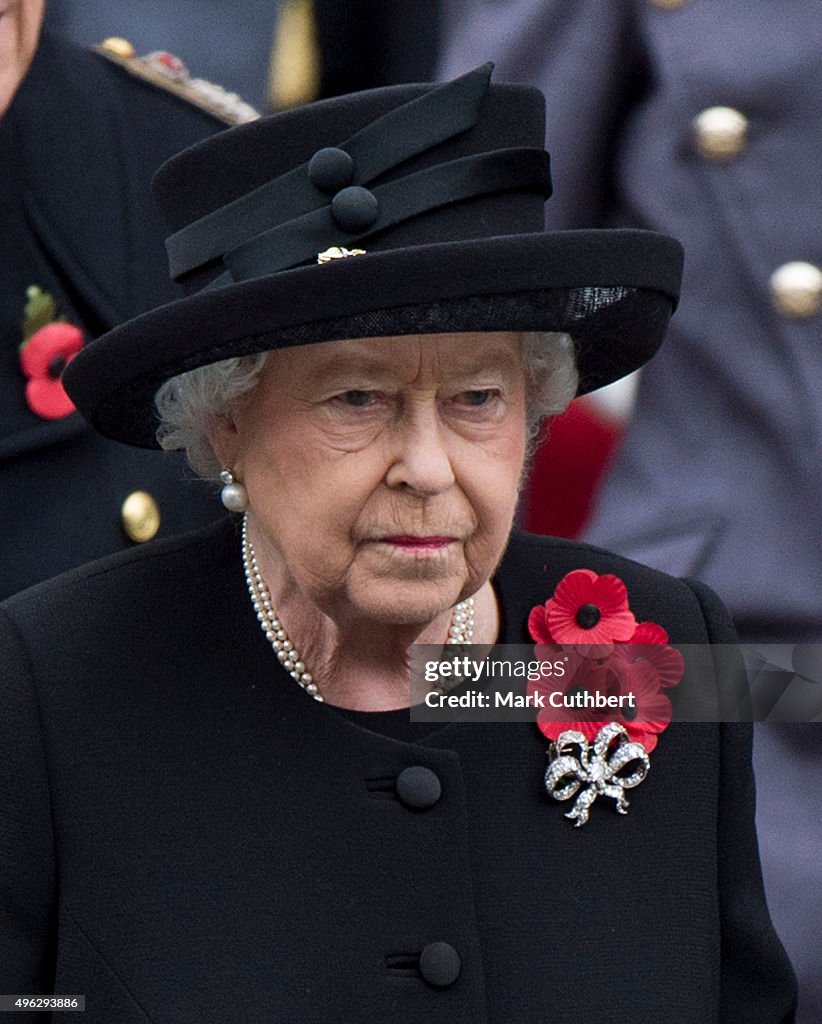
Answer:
[
  {"left": 212, "top": 332, "right": 528, "bottom": 628},
  {"left": 0, "top": 0, "right": 44, "bottom": 116}
]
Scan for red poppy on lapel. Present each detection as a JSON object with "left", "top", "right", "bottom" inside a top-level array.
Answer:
[
  {"left": 528, "top": 570, "right": 684, "bottom": 753},
  {"left": 612, "top": 634, "right": 685, "bottom": 690},
  {"left": 20, "top": 322, "right": 84, "bottom": 420},
  {"left": 527, "top": 568, "right": 637, "bottom": 646}
]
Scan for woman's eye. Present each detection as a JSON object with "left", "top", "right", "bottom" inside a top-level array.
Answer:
[
  {"left": 339, "top": 390, "right": 376, "bottom": 407},
  {"left": 457, "top": 389, "right": 497, "bottom": 407},
  {"left": 322, "top": 389, "right": 389, "bottom": 419}
]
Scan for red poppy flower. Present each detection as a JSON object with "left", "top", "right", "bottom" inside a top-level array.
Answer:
[
  {"left": 627, "top": 621, "right": 669, "bottom": 645},
  {"left": 611, "top": 659, "right": 673, "bottom": 752},
  {"left": 19, "top": 322, "right": 83, "bottom": 420},
  {"left": 528, "top": 599, "right": 572, "bottom": 647},
  {"left": 612, "top": 640, "right": 685, "bottom": 690},
  {"left": 527, "top": 603, "right": 554, "bottom": 644},
  {"left": 535, "top": 569, "right": 637, "bottom": 645},
  {"left": 531, "top": 653, "right": 620, "bottom": 743},
  {"left": 570, "top": 641, "right": 616, "bottom": 660},
  {"left": 529, "top": 570, "right": 680, "bottom": 756}
]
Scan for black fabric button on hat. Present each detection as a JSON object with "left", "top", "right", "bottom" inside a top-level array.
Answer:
[
  {"left": 307, "top": 147, "right": 354, "bottom": 194},
  {"left": 396, "top": 765, "right": 442, "bottom": 809},
  {"left": 331, "top": 185, "right": 379, "bottom": 232},
  {"left": 419, "top": 942, "right": 462, "bottom": 988}
]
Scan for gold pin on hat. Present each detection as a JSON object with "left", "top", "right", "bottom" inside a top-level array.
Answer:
[{"left": 317, "top": 246, "right": 367, "bottom": 264}]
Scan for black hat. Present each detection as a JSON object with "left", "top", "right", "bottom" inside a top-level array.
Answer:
[{"left": 64, "top": 64, "right": 683, "bottom": 449}]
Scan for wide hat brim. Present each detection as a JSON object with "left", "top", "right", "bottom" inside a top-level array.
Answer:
[{"left": 65, "top": 228, "right": 682, "bottom": 449}]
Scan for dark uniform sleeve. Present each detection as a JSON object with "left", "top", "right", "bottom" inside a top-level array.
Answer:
[
  {"left": 685, "top": 580, "right": 797, "bottom": 1022},
  {"left": 0, "top": 609, "right": 57, "bottom": 1008}
]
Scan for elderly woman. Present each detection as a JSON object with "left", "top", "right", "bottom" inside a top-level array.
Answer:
[{"left": 0, "top": 66, "right": 795, "bottom": 1022}]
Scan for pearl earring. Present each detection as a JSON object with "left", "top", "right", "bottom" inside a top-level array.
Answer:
[{"left": 219, "top": 469, "right": 249, "bottom": 512}]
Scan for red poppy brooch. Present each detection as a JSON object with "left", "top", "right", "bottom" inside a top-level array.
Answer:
[
  {"left": 19, "top": 286, "right": 84, "bottom": 420},
  {"left": 528, "top": 569, "right": 684, "bottom": 826}
]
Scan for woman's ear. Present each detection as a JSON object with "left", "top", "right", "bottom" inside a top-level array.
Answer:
[{"left": 209, "top": 412, "right": 241, "bottom": 474}]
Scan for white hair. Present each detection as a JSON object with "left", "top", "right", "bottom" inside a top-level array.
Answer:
[{"left": 154, "top": 331, "right": 579, "bottom": 478}]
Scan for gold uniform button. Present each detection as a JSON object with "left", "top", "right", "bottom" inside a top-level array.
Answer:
[
  {"left": 121, "top": 491, "right": 161, "bottom": 543},
  {"left": 648, "top": 0, "right": 688, "bottom": 10},
  {"left": 100, "top": 36, "right": 136, "bottom": 58},
  {"left": 769, "top": 262, "right": 822, "bottom": 319},
  {"left": 693, "top": 106, "right": 749, "bottom": 162}
]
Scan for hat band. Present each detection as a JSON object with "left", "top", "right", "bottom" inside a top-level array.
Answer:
[
  {"left": 166, "top": 63, "right": 495, "bottom": 281},
  {"left": 197, "top": 147, "right": 551, "bottom": 288}
]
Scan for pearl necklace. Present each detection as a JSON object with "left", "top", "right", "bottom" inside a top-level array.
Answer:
[{"left": 241, "top": 513, "right": 475, "bottom": 702}]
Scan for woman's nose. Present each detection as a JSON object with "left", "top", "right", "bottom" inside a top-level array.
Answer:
[{"left": 384, "top": 404, "right": 456, "bottom": 496}]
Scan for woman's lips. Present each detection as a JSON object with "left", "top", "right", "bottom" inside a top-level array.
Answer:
[{"left": 378, "top": 536, "right": 456, "bottom": 553}]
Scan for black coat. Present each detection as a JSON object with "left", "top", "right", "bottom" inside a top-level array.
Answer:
[
  {"left": 0, "top": 31, "right": 229, "bottom": 600},
  {"left": 0, "top": 521, "right": 795, "bottom": 1022}
]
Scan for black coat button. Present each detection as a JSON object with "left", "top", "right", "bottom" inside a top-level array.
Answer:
[
  {"left": 419, "top": 942, "right": 461, "bottom": 988},
  {"left": 396, "top": 766, "right": 442, "bottom": 809},
  {"left": 331, "top": 185, "right": 379, "bottom": 232},
  {"left": 307, "top": 147, "right": 354, "bottom": 194}
]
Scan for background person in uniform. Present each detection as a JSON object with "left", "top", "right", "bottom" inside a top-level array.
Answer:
[
  {"left": 44, "top": 0, "right": 281, "bottom": 109},
  {"left": 45, "top": 0, "right": 442, "bottom": 112},
  {"left": 438, "top": 3, "right": 822, "bottom": 1020},
  {"left": 0, "top": 0, "right": 256, "bottom": 599}
]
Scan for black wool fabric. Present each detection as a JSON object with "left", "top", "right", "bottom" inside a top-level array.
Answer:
[{"left": 0, "top": 522, "right": 796, "bottom": 1022}]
